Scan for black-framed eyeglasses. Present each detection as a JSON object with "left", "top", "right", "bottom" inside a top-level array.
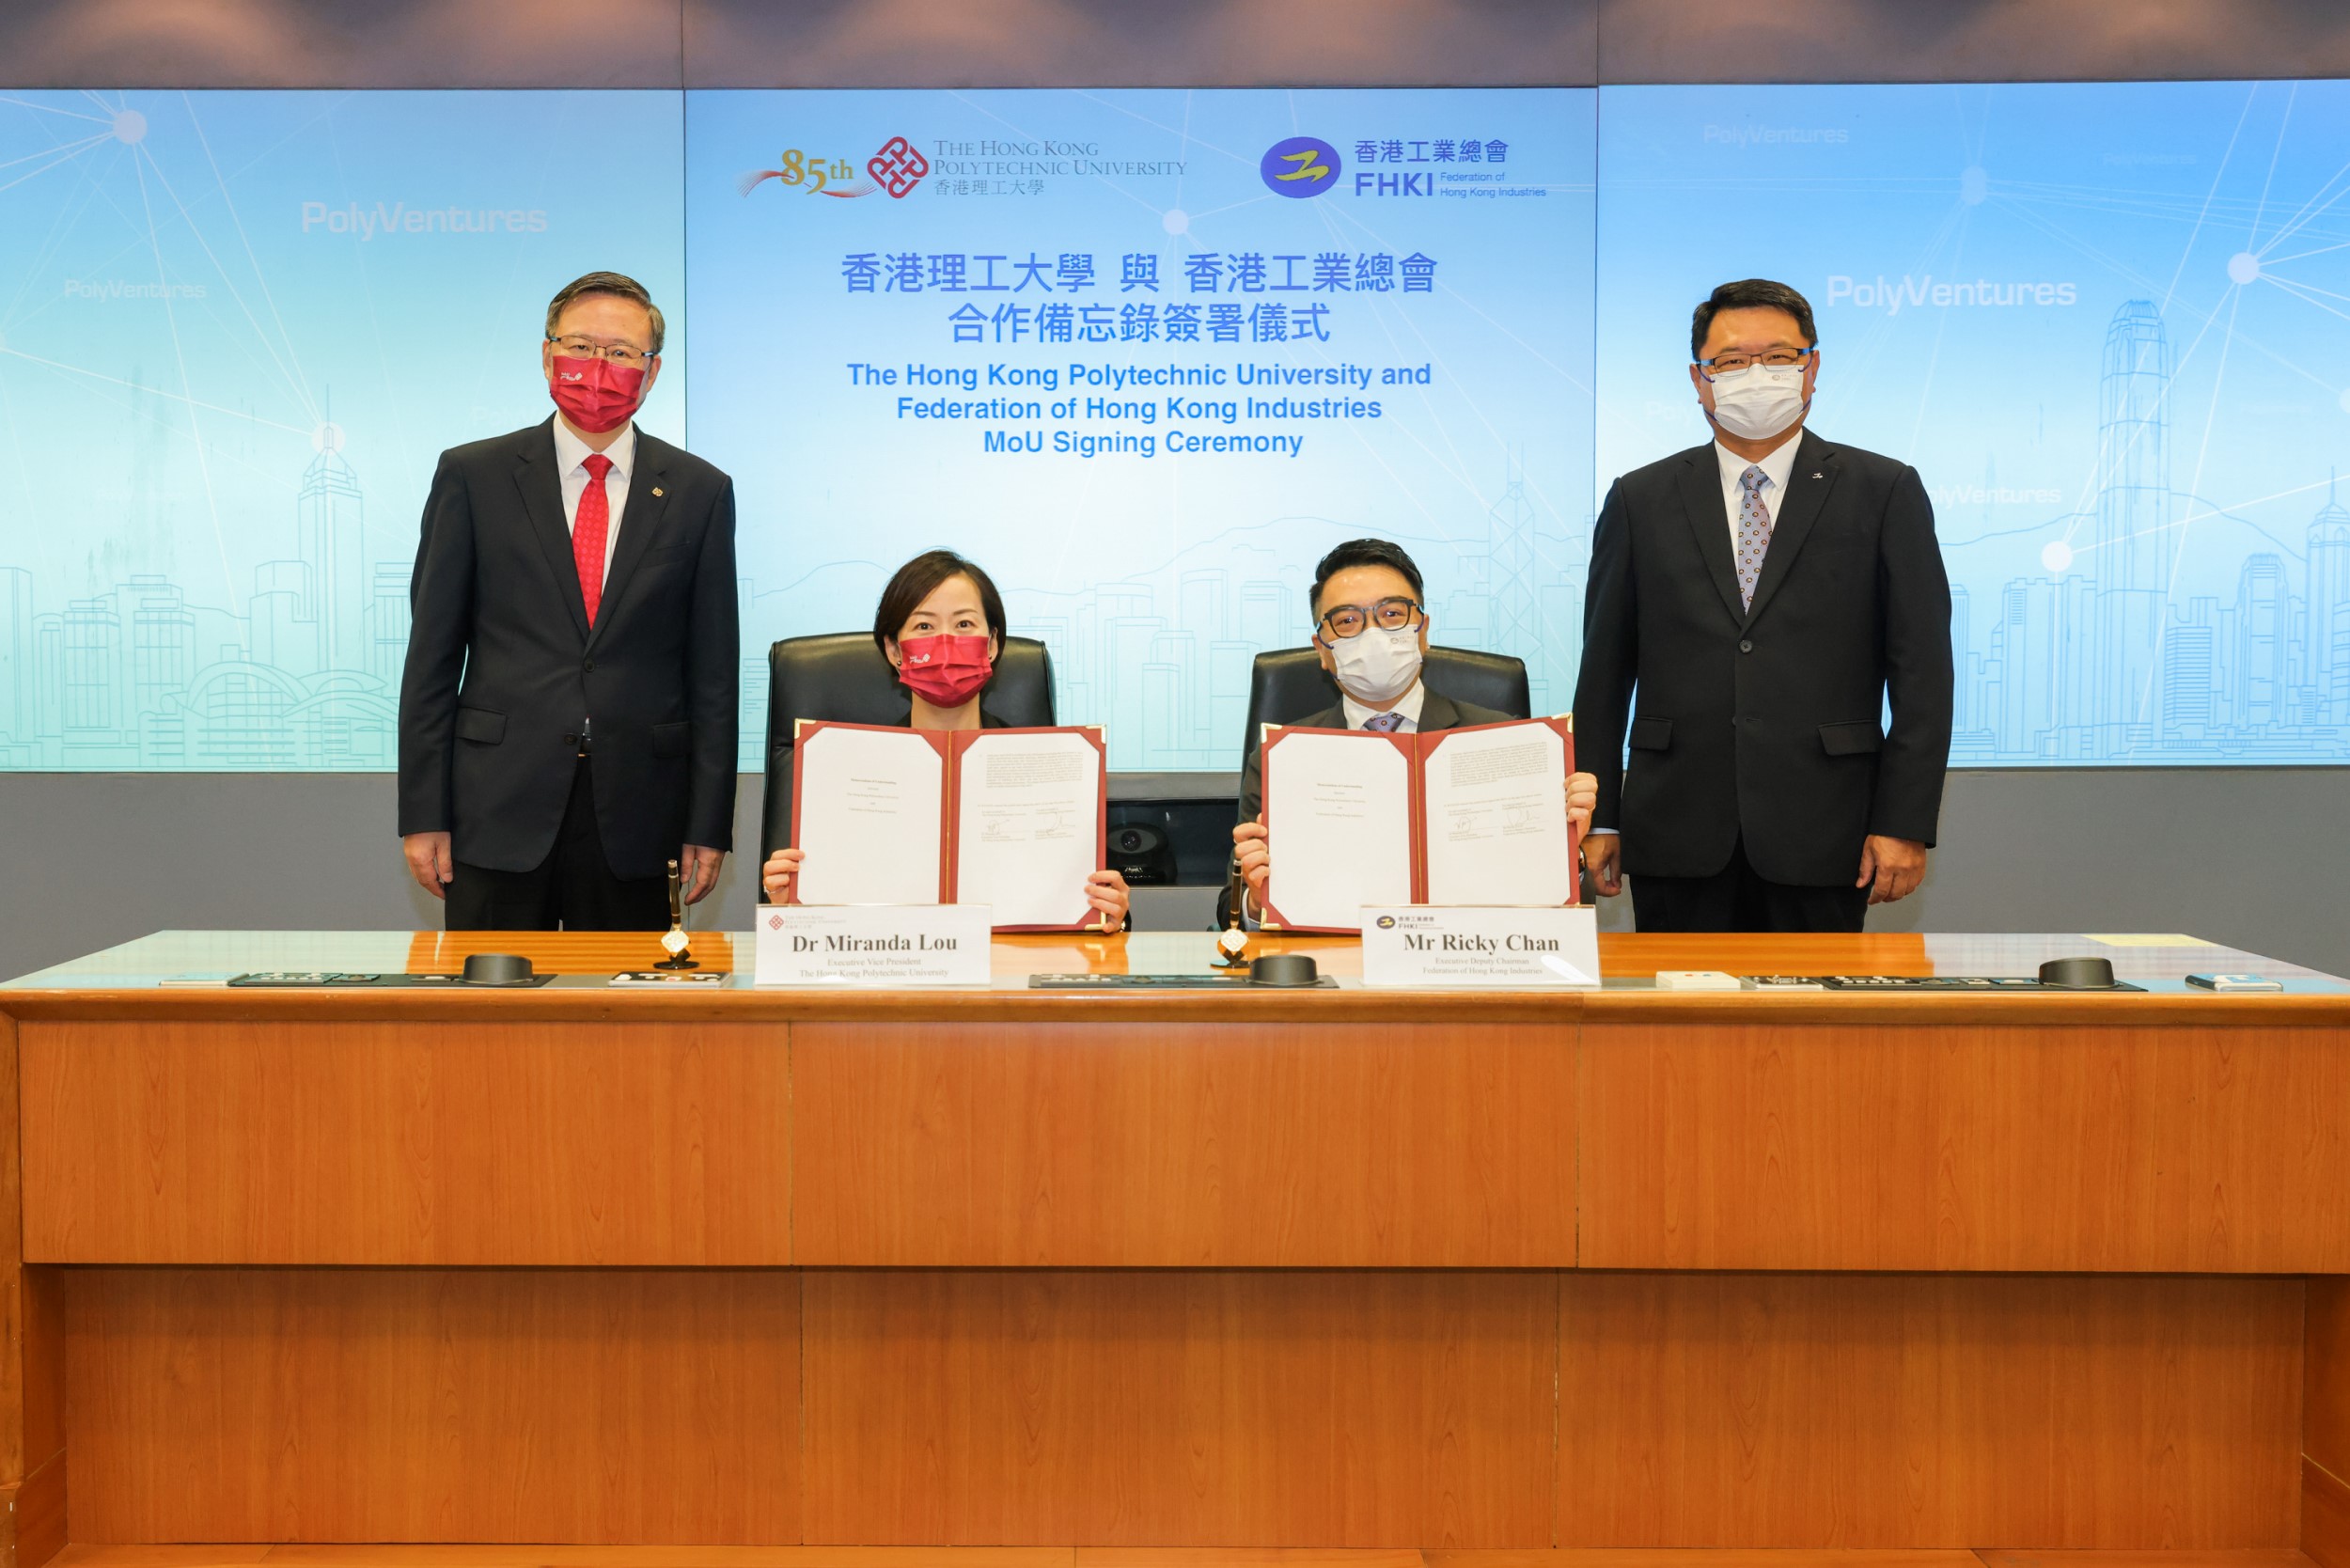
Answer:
[
  {"left": 1317, "top": 597, "right": 1425, "bottom": 641},
  {"left": 1694, "top": 347, "right": 1813, "bottom": 381},
  {"left": 547, "top": 334, "right": 656, "bottom": 368}
]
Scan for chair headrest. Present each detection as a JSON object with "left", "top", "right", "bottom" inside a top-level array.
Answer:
[
  {"left": 765, "top": 633, "right": 1057, "bottom": 734},
  {"left": 758, "top": 633, "right": 1058, "bottom": 863},
  {"left": 1239, "top": 645, "right": 1532, "bottom": 748}
]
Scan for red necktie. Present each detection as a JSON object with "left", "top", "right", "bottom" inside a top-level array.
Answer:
[{"left": 574, "top": 453, "right": 614, "bottom": 625}]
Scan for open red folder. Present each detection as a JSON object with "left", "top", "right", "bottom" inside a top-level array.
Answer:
[
  {"left": 1259, "top": 714, "right": 1578, "bottom": 933},
  {"left": 788, "top": 721, "right": 1110, "bottom": 932}
]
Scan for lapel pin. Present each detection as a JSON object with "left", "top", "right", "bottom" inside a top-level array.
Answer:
[
  {"left": 651, "top": 486, "right": 664, "bottom": 496},
  {"left": 1810, "top": 471, "right": 1824, "bottom": 479}
]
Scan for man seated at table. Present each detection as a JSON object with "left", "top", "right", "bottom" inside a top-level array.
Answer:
[{"left": 1229, "top": 538, "right": 1598, "bottom": 920}]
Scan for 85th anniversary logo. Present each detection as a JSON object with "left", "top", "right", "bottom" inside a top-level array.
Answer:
[{"left": 742, "top": 134, "right": 930, "bottom": 200}]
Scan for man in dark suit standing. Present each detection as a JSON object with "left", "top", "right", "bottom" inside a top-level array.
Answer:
[
  {"left": 1573, "top": 278, "right": 1951, "bottom": 933},
  {"left": 1230, "top": 538, "right": 1595, "bottom": 918},
  {"left": 398, "top": 271, "right": 738, "bottom": 930}
]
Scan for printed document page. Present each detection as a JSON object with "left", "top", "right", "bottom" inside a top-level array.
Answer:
[
  {"left": 1264, "top": 730, "right": 1415, "bottom": 931},
  {"left": 1421, "top": 722, "right": 1575, "bottom": 905},
  {"left": 794, "top": 727, "right": 945, "bottom": 905},
  {"left": 955, "top": 730, "right": 1102, "bottom": 928}
]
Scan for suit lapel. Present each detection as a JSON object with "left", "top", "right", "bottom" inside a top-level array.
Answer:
[
  {"left": 1742, "top": 429, "right": 1839, "bottom": 629},
  {"left": 514, "top": 419, "right": 589, "bottom": 645},
  {"left": 1418, "top": 689, "right": 1460, "bottom": 732},
  {"left": 1676, "top": 447, "right": 1747, "bottom": 626},
  {"left": 588, "top": 432, "right": 676, "bottom": 650}
]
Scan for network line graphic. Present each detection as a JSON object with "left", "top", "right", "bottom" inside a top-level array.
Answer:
[
  {"left": 0, "top": 88, "right": 684, "bottom": 769},
  {"left": 1597, "top": 78, "right": 2350, "bottom": 763},
  {"left": 6, "top": 83, "right": 2349, "bottom": 771},
  {"left": 1952, "top": 298, "right": 2350, "bottom": 760},
  {"left": 1936, "top": 81, "right": 2350, "bottom": 760}
]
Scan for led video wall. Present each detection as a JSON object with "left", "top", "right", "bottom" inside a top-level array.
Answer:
[{"left": 2, "top": 82, "right": 2344, "bottom": 770}]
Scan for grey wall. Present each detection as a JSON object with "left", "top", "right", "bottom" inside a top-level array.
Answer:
[
  {"left": 4, "top": 766, "right": 2342, "bottom": 980},
  {"left": 4, "top": 0, "right": 2346, "bottom": 978}
]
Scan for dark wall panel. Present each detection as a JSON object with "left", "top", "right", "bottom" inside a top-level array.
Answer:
[
  {"left": 683, "top": 0, "right": 1598, "bottom": 88},
  {"left": 0, "top": 0, "right": 684, "bottom": 87},
  {"left": 1597, "top": 0, "right": 2350, "bottom": 84},
  {"left": 8, "top": 1, "right": 2348, "bottom": 89}
]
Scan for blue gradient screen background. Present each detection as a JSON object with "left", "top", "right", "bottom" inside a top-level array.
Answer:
[{"left": 1, "top": 84, "right": 2344, "bottom": 771}]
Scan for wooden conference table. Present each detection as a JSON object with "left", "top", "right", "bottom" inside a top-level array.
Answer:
[{"left": 2, "top": 927, "right": 2349, "bottom": 1567}]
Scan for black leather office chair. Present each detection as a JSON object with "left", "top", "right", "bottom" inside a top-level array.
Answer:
[
  {"left": 760, "top": 633, "right": 1055, "bottom": 863},
  {"left": 1237, "top": 645, "right": 1533, "bottom": 767}
]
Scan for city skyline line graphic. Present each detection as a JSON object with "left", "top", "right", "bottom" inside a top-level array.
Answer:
[
  {"left": 1595, "top": 77, "right": 2350, "bottom": 765},
  {"left": 0, "top": 86, "right": 687, "bottom": 769},
  {"left": 5, "top": 84, "right": 2348, "bottom": 772},
  {"left": 1947, "top": 295, "right": 2350, "bottom": 761},
  {"left": 1936, "top": 78, "right": 2350, "bottom": 760}
]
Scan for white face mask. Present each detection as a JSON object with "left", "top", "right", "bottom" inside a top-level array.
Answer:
[
  {"left": 1328, "top": 624, "right": 1424, "bottom": 706},
  {"left": 1706, "top": 362, "right": 1809, "bottom": 442}
]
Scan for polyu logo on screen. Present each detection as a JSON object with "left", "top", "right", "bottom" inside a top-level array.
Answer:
[{"left": 738, "top": 136, "right": 927, "bottom": 200}]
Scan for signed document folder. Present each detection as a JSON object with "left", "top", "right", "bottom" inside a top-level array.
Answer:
[
  {"left": 789, "top": 721, "right": 1108, "bottom": 931},
  {"left": 1260, "top": 715, "right": 1578, "bottom": 933}
]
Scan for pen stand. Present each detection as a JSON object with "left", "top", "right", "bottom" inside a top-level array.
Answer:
[
  {"left": 1212, "top": 885, "right": 1252, "bottom": 969},
  {"left": 654, "top": 858, "right": 699, "bottom": 970}
]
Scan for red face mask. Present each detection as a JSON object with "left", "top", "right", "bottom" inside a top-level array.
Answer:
[
  {"left": 896, "top": 634, "right": 994, "bottom": 707},
  {"left": 548, "top": 354, "right": 647, "bottom": 434}
]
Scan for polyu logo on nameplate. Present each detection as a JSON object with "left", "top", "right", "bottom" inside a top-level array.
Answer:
[{"left": 754, "top": 903, "right": 992, "bottom": 987}]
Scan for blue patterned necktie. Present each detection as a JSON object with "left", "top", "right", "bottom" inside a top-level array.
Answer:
[
  {"left": 1735, "top": 464, "right": 1773, "bottom": 610},
  {"left": 1363, "top": 712, "right": 1404, "bottom": 734}
]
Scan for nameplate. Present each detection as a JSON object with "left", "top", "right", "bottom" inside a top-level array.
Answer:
[
  {"left": 753, "top": 904, "right": 993, "bottom": 987},
  {"left": 1360, "top": 905, "right": 1601, "bottom": 989}
]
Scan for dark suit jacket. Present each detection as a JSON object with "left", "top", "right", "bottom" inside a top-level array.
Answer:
[
  {"left": 398, "top": 417, "right": 740, "bottom": 880},
  {"left": 1571, "top": 428, "right": 1952, "bottom": 886},
  {"left": 1221, "top": 685, "right": 1513, "bottom": 923}
]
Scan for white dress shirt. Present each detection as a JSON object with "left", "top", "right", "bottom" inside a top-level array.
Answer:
[
  {"left": 1714, "top": 428, "right": 1802, "bottom": 549},
  {"left": 551, "top": 417, "right": 637, "bottom": 589},
  {"left": 1340, "top": 678, "right": 1427, "bottom": 733}
]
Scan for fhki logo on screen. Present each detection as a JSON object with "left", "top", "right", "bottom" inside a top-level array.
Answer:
[
  {"left": 1266, "top": 133, "right": 1525, "bottom": 200},
  {"left": 1826, "top": 273, "right": 2079, "bottom": 316}
]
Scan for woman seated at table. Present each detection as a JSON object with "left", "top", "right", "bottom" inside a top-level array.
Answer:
[{"left": 760, "top": 549, "right": 1131, "bottom": 927}]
